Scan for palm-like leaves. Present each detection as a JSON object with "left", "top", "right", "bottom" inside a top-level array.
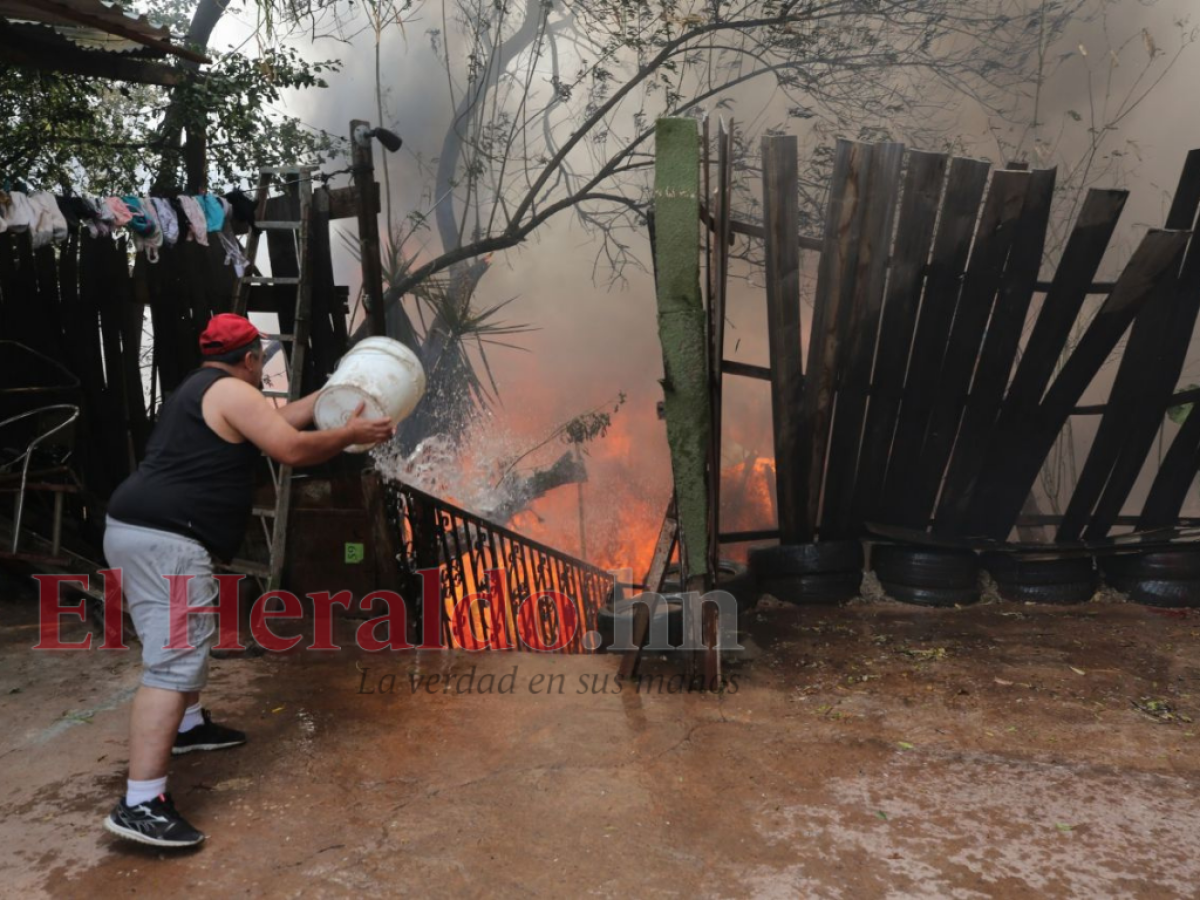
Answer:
[{"left": 338, "top": 229, "right": 535, "bottom": 439}]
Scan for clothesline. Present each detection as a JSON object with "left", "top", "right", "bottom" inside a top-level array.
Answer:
[{"left": 0, "top": 188, "right": 256, "bottom": 276}]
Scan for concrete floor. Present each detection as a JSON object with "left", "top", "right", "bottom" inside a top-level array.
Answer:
[{"left": 2, "top": 582, "right": 1199, "bottom": 899}]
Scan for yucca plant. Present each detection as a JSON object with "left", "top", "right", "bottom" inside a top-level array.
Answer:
[{"left": 338, "top": 229, "right": 535, "bottom": 447}]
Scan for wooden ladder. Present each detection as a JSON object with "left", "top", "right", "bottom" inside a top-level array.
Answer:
[{"left": 229, "top": 165, "right": 316, "bottom": 593}]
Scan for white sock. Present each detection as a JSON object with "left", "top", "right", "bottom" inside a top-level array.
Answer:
[
  {"left": 179, "top": 702, "right": 204, "bottom": 733},
  {"left": 126, "top": 776, "right": 167, "bottom": 807}
]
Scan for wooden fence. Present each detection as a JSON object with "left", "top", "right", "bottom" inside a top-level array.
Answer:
[{"left": 734, "top": 139, "right": 1200, "bottom": 545}]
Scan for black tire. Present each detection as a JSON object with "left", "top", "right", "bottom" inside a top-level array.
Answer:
[
  {"left": 981, "top": 553, "right": 1094, "bottom": 586},
  {"left": 662, "top": 559, "right": 759, "bottom": 612},
  {"left": 749, "top": 541, "right": 863, "bottom": 577},
  {"left": 881, "top": 580, "right": 980, "bottom": 608},
  {"left": 662, "top": 558, "right": 749, "bottom": 592},
  {"left": 597, "top": 596, "right": 683, "bottom": 650},
  {"left": 762, "top": 571, "right": 862, "bottom": 606},
  {"left": 1107, "top": 577, "right": 1200, "bottom": 609},
  {"left": 993, "top": 579, "right": 1096, "bottom": 605},
  {"left": 1099, "top": 549, "right": 1200, "bottom": 581},
  {"left": 872, "top": 546, "right": 978, "bottom": 589}
]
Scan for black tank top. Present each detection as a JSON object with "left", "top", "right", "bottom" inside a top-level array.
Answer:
[{"left": 108, "top": 367, "right": 262, "bottom": 561}]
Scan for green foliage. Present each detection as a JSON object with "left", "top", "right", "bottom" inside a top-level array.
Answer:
[
  {"left": 0, "top": 68, "right": 160, "bottom": 191},
  {"left": 0, "top": 1, "right": 341, "bottom": 193},
  {"left": 166, "top": 45, "right": 342, "bottom": 189},
  {"left": 1167, "top": 384, "right": 1199, "bottom": 426},
  {"left": 562, "top": 393, "right": 627, "bottom": 447}
]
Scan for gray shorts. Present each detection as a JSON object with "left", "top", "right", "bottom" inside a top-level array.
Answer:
[{"left": 103, "top": 516, "right": 218, "bottom": 692}]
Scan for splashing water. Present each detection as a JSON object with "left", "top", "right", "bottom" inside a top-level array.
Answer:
[{"left": 369, "top": 422, "right": 670, "bottom": 576}]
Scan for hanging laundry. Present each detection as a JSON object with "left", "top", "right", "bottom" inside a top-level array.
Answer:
[
  {"left": 196, "top": 193, "right": 225, "bottom": 233},
  {"left": 29, "top": 192, "right": 68, "bottom": 249},
  {"left": 224, "top": 189, "right": 257, "bottom": 229},
  {"left": 215, "top": 197, "right": 250, "bottom": 277},
  {"left": 104, "top": 196, "right": 134, "bottom": 228},
  {"left": 121, "top": 196, "right": 159, "bottom": 241},
  {"left": 8, "top": 191, "right": 35, "bottom": 233},
  {"left": 177, "top": 195, "right": 208, "bottom": 247},
  {"left": 150, "top": 198, "right": 179, "bottom": 247},
  {"left": 167, "top": 197, "right": 191, "bottom": 241},
  {"left": 3, "top": 191, "right": 34, "bottom": 236},
  {"left": 135, "top": 197, "right": 163, "bottom": 262},
  {"left": 55, "top": 196, "right": 81, "bottom": 231},
  {"left": 82, "top": 197, "right": 112, "bottom": 238}
]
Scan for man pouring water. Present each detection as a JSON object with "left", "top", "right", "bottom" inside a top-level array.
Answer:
[{"left": 102, "top": 313, "right": 396, "bottom": 848}]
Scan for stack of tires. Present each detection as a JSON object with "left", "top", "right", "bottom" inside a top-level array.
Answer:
[
  {"left": 1098, "top": 549, "right": 1200, "bottom": 608},
  {"left": 980, "top": 553, "right": 1096, "bottom": 604},
  {"left": 748, "top": 541, "right": 864, "bottom": 605},
  {"left": 871, "top": 545, "right": 980, "bottom": 607}
]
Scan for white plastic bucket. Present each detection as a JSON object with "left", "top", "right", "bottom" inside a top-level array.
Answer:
[{"left": 313, "top": 337, "right": 426, "bottom": 452}]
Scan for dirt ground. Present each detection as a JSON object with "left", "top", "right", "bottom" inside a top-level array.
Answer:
[{"left": 2, "top": 579, "right": 1199, "bottom": 899}]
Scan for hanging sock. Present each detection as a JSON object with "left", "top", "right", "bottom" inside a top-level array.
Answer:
[
  {"left": 121, "top": 196, "right": 159, "bottom": 239},
  {"left": 176, "top": 195, "right": 208, "bottom": 247},
  {"left": 104, "top": 196, "right": 133, "bottom": 228},
  {"left": 135, "top": 197, "right": 163, "bottom": 263},
  {"left": 151, "top": 198, "right": 179, "bottom": 246},
  {"left": 79, "top": 197, "right": 108, "bottom": 238},
  {"left": 195, "top": 193, "right": 225, "bottom": 233},
  {"left": 215, "top": 197, "right": 250, "bottom": 277},
  {"left": 28, "top": 192, "right": 67, "bottom": 249}
]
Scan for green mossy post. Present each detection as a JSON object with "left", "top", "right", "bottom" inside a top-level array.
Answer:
[{"left": 653, "top": 118, "right": 710, "bottom": 579}]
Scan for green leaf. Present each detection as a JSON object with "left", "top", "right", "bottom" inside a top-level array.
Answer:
[
  {"left": 1168, "top": 385, "right": 1199, "bottom": 425},
  {"left": 897, "top": 741, "right": 915, "bottom": 750}
]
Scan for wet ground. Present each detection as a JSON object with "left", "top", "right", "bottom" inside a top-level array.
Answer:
[{"left": 2, "top": 578, "right": 1199, "bottom": 899}]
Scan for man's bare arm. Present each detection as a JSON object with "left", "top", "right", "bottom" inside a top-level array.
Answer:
[
  {"left": 215, "top": 381, "right": 393, "bottom": 466},
  {"left": 278, "top": 392, "right": 319, "bottom": 430}
]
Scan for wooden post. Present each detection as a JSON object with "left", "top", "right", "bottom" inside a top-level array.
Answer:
[
  {"left": 183, "top": 121, "right": 207, "bottom": 193},
  {"left": 652, "top": 118, "right": 710, "bottom": 584},
  {"left": 761, "top": 135, "right": 805, "bottom": 544},
  {"left": 351, "top": 119, "right": 388, "bottom": 339}
]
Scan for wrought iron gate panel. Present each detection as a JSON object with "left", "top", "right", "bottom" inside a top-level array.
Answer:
[{"left": 386, "top": 482, "right": 611, "bottom": 654}]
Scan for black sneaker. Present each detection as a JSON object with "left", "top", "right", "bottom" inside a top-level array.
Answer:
[
  {"left": 172, "top": 709, "right": 247, "bottom": 755},
  {"left": 104, "top": 793, "right": 205, "bottom": 848}
]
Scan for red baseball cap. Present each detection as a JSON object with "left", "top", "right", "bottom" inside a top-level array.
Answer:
[{"left": 199, "top": 313, "right": 261, "bottom": 357}]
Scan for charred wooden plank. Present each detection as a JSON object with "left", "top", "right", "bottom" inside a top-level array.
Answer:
[
  {"left": 999, "top": 190, "right": 1128, "bottom": 413},
  {"left": 721, "top": 359, "right": 772, "bottom": 381},
  {"left": 967, "top": 229, "right": 1190, "bottom": 538},
  {"left": 936, "top": 168, "right": 1056, "bottom": 532},
  {"left": 820, "top": 142, "right": 905, "bottom": 538},
  {"left": 956, "top": 189, "right": 1128, "bottom": 533},
  {"left": 762, "top": 134, "right": 806, "bottom": 543},
  {"left": 1138, "top": 407, "right": 1200, "bottom": 529},
  {"left": 708, "top": 120, "right": 733, "bottom": 568},
  {"left": 881, "top": 156, "right": 991, "bottom": 524},
  {"left": 852, "top": 151, "right": 949, "bottom": 524},
  {"left": 1061, "top": 152, "right": 1200, "bottom": 540},
  {"left": 795, "top": 140, "right": 870, "bottom": 538},
  {"left": 903, "top": 168, "right": 1030, "bottom": 526}
]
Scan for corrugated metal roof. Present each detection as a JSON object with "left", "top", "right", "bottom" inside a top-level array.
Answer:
[
  {"left": 0, "top": 0, "right": 171, "bottom": 41},
  {"left": 0, "top": 0, "right": 207, "bottom": 62}
]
